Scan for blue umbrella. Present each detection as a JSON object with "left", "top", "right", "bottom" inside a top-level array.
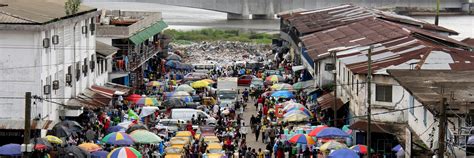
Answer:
[
  {"left": 392, "top": 144, "right": 402, "bottom": 152},
  {"left": 91, "top": 150, "right": 109, "bottom": 158},
  {"left": 181, "top": 96, "right": 193, "bottom": 103},
  {"left": 0, "top": 144, "right": 21, "bottom": 156},
  {"left": 316, "top": 127, "right": 350, "bottom": 138},
  {"left": 328, "top": 148, "right": 359, "bottom": 158},
  {"left": 271, "top": 90, "right": 294, "bottom": 98},
  {"left": 107, "top": 126, "right": 126, "bottom": 133},
  {"left": 165, "top": 60, "right": 180, "bottom": 68}
]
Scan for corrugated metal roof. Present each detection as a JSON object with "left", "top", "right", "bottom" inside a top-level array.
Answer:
[
  {"left": 284, "top": 4, "right": 457, "bottom": 35},
  {"left": 338, "top": 36, "right": 474, "bottom": 74},
  {"left": 301, "top": 18, "right": 410, "bottom": 60},
  {"left": 0, "top": 0, "right": 96, "bottom": 24},
  {"left": 317, "top": 92, "right": 344, "bottom": 110},
  {"left": 461, "top": 38, "right": 474, "bottom": 47},
  {"left": 66, "top": 89, "right": 111, "bottom": 109}
]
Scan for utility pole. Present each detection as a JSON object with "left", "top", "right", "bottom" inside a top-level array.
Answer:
[
  {"left": 23, "top": 92, "right": 32, "bottom": 158},
  {"left": 332, "top": 50, "right": 337, "bottom": 127},
  {"left": 367, "top": 46, "right": 373, "bottom": 158},
  {"left": 435, "top": 0, "right": 440, "bottom": 25},
  {"left": 438, "top": 96, "right": 447, "bottom": 158}
]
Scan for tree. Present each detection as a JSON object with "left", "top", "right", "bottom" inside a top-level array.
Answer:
[{"left": 65, "top": 0, "right": 81, "bottom": 15}]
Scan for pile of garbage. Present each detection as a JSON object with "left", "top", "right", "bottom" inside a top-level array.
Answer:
[{"left": 170, "top": 41, "right": 272, "bottom": 65}]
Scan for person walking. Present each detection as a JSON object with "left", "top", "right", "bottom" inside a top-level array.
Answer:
[
  {"left": 255, "top": 123, "right": 261, "bottom": 142},
  {"left": 240, "top": 123, "right": 249, "bottom": 139}
]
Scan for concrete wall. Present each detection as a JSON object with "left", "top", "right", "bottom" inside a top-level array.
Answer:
[{"left": 0, "top": 16, "right": 97, "bottom": 124}]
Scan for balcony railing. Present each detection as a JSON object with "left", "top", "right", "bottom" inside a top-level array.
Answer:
[{"left": 128, "top": 43, "right": 162, "bottom": 71}]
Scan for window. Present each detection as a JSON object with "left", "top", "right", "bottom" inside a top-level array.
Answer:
[
  {"left": 375, "top": 84, "right": 392, "bottom": 102},
  {"left": 347, "top": 71, "right": 349, "bottom": 86},
  {"left": 423, "top": 107, "right": 427, "bottom": 126},
  {"left": 83, "top": 58, "right": 88, "bottom": 77},
  {"left": 105, "top": 59, "right": 108, "bottom": 72},
  {"left": 409, "top": 95, "right": 414, "bottom": 115},
  {"left": 325, "top": 63, "right": 334, "bottom": 71},
  {"left": 351, "top": 75, "right": 354, "bottom": 90}
]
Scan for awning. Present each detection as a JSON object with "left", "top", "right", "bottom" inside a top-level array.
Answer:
[
  {"left": 66, "top": 89, "right": 111, "bottom": 110},
  {"left": 349, "top": 120, "right": 405, "bottom": 133},
  {"left": 292, "top": 65, "right": 305, "bottom": 72},
  {"left": 96, "top": 41, "right": 118, "bottom": 57},
  {"left": 91, "top": 83, "right": 131, "bottom": 97},
  {"left": 0, "top": 119, "right": 55, "bottom": 130},
  {"left": 129, "top": 20, "right": 168, "bottom": 45},
  {"left": 317, "top": 92, "right": 344, "bottom": 110}
]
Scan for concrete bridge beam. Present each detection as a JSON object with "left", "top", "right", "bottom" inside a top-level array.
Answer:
[
  {"left": 227, "top": 13, "right": 250, "bottom": 20},
  {"left": 252, "top": 14, "right": 275, "bottom": 19}
]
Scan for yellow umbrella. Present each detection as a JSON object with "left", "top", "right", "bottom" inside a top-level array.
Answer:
[
  {"left": 78, "top": 143, "right": 102, "bottom": 152},
  {"left": 319, "top": 141, "right": 347, "bottom": 151},
  {"left": 282, "top": 113, "right": 309, "bottom": 122},
  {"left": 191, "top": 80, "right": 210, "bottom": 88},
  {"left": 200, "top": 79, "right": 215, "bottom": 84},
  {"left": 44, "top": 135, "right": 63, "bottom": 144},
  {"left": 147, "top": 81, "right": 162, "bottom": 87}
]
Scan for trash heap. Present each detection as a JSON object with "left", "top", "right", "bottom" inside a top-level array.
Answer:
[{"left": 171, "top": 41, "right": 272, "bottom": 65}]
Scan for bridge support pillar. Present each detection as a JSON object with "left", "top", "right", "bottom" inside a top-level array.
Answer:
[
  {"left": 227, "top": 13, "right": 250, "bottom": 20},
  {"left": 252, "top": 14, "right": 275, "bottom": 19}
]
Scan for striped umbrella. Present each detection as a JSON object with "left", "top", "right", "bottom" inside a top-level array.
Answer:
[
  {"left": 320, "top": 141, "right": 347, "bottom": 151},
  {"left": 288, "top": 134, "right": 315, "bottom": 145},
  {"left": 135, "top": 97, "right": 159, "bottom": 106},
  {"left": 271, "top": 83, "right": 293, "bottom": 91},
  {"left": 130, "top": 130, "right": 163, "bottom": 144},
  {"left": 265, "top": 75, "right": 283, "bottom": 83},
  {"left": 308, "top": 125, "right": 328, "bottom": 137},
  {"left": 350, "top": 144, "right": 373, "bottom": 155},
  {"left": 101, "top": 132, "right": 135, "bottom": 146},
  {"left": 107, "top": 147, "right": 142, "bottom": 158}
]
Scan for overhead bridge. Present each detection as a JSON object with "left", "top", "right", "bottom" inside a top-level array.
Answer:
[{"left": 83, "top": 0, "right": 472, "bottom": 20}]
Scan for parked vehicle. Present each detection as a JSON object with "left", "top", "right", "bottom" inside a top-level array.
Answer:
[
  {"left": 171, "top": 109, "right": 217, "bottom": 125},
  {"left": 157, "top": 119, "right": 187, "bottom": 133},
  {"left": 164, "top": 146, "right": 185, "bottom": 158},
  {"left": 217, "top": 77, "right": 238, "bottom": 109},
  {"left": 237, "top": 75, "right": 255, "bottom": 86},
  {"left": 250, "top": 78, "right": 264, "bottom": 90}
]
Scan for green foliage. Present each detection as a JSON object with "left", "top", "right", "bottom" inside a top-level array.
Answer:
[
  {"left": 65, "top": 0, "right": 81, "bottom": 15},
  {"left": 163, "top": 29, "right": 276, "bottom": 44}
]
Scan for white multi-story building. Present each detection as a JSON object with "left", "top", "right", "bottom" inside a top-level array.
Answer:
[{"left": 0, "top": 0, "right": 105, "bottom": 140}]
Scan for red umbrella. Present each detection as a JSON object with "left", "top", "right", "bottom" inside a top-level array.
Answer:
[
  {"left": 308, "top": 125, "right": 328, "bottom": 137},
  {"left": 127, "top": 94, "right": 142, "bottom": 102}
]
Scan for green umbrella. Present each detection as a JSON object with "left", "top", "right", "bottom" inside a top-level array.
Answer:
[
  {"left": 129, "top": 130, "right": 162, "bottom": 144},
  {"left": 293, "top": 80, "right": 313, "bottom": 90}
]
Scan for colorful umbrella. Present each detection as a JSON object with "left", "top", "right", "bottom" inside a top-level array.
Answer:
[
  {"left": 147, "top": 81, "right": 162, "bottom": 87},
  {"left": 328, "top": 148, "right": 359, "bottom": 158},
  {"left": 130, "top": 130, "right": 163, "bottom": 144},
  {"left": 101, "top": 132, "right": 135, "bottom": 146},
  {"left": 271, "top": 90, "right": 294, "bottom": 98},
  {"left": 283, "top": 110, "right": 311, "bottom": 117},
  {"left": 308, "top": 125, "right": 328, "bottom": 137},
  {"left": 135, "top": 97, "right": 159, "bottom": 106},
  {"left": 350, "top": 145, "right": 373, "bottom": 155},
  {"left": 286, "top": 107, "right": 312, "bottom": 116},
  {"left": 319, "top": 141, "right": 347, "bottom": 151},
  {"left": 0, "top": 144, "right": 21, "bottom": 156},
  {"left": 107, "top": 147, "right": 142, "bottom": 158},
  {"left": 292, "top": 80, "right": 313, "bottom": 90},
  {"left": 316, "top": 127, "right": 350, "bottom": 138},
  {"left": 271, "top": 83, "right": 293, "bottom": 91},
  {"left": 288, "top": 134, "right": 316, "bottom": 145},
  {"left": 91, "top": 150, "right": 109, "bottom": 158},
  {"left": 44, "top": 135, "right": 63, "bottom": 144},
  {"left": 191, "top": 80, "right": 210, "bottom": 88},
  {"left": 265, "top": 75, "right": 283, "bottom": 83},
  {"left": 282, "top": 113, "right": 309, "bottom": 122},
  {"left": 108, "top": 126, "right": 126, "bottom": 133},
  {"left": 283, "top": 103, "right": 305, "bottom": 111},
  {"left": 392, "top": 144, "right": 402, "bottom": 152},
  {"left": 127, "top": 94, "right": 142, "bottom": 102},
  {"left": 78, "top": 143, "right": 102, "bottom": 152},
  {"left": 342, "top": 125, "right": 353, "bottom": 134},
  {"left": 175, "top": 84, "right": 195, "bottom": 93}
]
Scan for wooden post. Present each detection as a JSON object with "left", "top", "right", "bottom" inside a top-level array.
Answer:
[
  {"left": 438, "top": 97, "right": 447, "bottom": 158},
  {"left": 435, "top": 0, "right": 440, "bottom": 25},
  {"left": 332, "top": 51, "right": 337, "bottom": 127}
]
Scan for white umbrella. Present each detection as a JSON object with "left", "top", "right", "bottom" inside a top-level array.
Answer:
[{"left": 139, "top": 106, "right": 159, "bottom": 117}]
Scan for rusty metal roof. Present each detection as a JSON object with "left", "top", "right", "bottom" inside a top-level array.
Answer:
[
  {"left": 462, "top": 38, "right": 474, "bottom": 47},
  {"left": 0, "top": 0, "right": 96, "bottom": 24},
  {"left": 317, "top": 92, "right": 345, "bottom": 110},
  {"left": 66, "top": 89, "right": 111, "bottom": 110},
  {"left": 338, "top": 35, "right": 474, "bottom": 74},
  {"left": 388, "top": 70, "right": 474, "bottom": 115},
  {"left": 301, "top": 18, "right": 410, "bottom": 60},
  {"left": 284, "top": 4, "right": 457, "bottom": 35}
]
